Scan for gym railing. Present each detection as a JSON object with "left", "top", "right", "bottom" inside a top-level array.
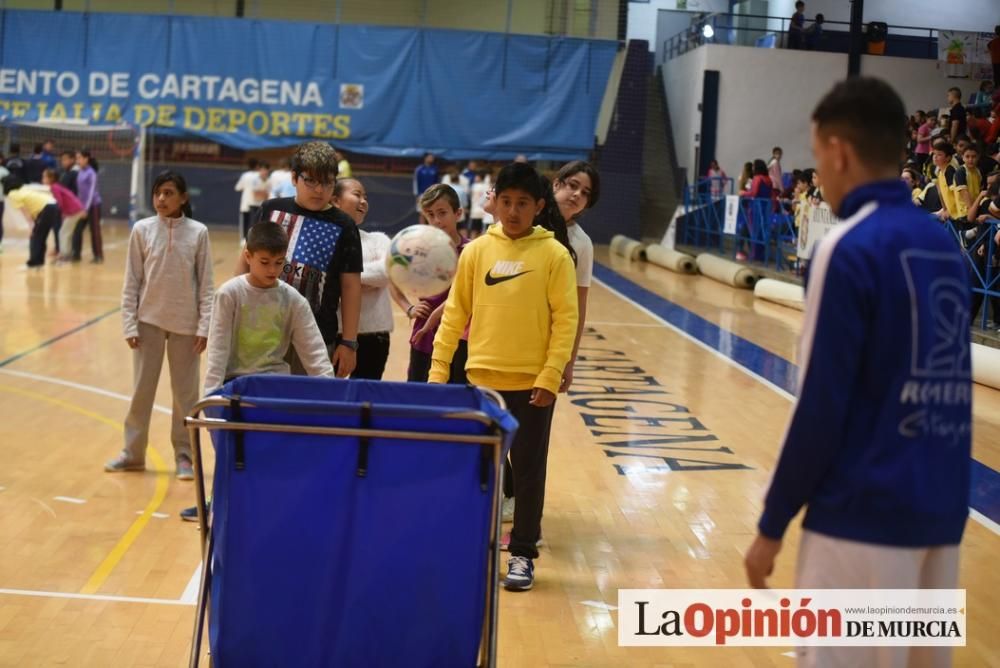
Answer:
[
  {"left": 680, "top": 182, "right": 1000, "bottom": 329},
  {"left": 660, "top": 12, "right": 939, "bottom": 63}
]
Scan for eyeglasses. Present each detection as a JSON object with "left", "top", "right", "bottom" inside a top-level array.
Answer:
[{"left": 298, "top": 175, "right": 335, "bottom": 191}]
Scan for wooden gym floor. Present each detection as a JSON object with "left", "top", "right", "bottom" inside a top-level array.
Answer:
[{"left": 0, "top": 222, "right": 998, "bottom": 667}]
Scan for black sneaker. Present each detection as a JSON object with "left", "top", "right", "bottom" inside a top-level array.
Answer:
[{"left": 503, "top": 556, "right": 534, "bottom": 591}]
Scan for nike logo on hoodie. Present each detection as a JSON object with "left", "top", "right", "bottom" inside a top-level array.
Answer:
[{"left": 484, "top": 260, "right": 533, "bottom": 285}]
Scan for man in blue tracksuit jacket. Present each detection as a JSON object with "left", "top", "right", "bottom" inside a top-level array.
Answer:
[{"left": 745, "top": 78, "right": 972, "bottom": 667}]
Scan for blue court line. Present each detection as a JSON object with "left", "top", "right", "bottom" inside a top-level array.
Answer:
[
  {"left": 594, "top": 262, "right": 1000, "bottom": 530},
  {"left": 0, "top": 307, "right": 120, "bottom": 369}
]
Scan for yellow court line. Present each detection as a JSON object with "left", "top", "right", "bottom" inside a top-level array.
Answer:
[{"left": 0, "top": 384, "right": 171, "bottom": 594}]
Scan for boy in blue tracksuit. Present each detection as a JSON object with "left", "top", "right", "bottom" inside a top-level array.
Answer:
[{"left": 745, "top": 78, "right": 971, "bottom": 667}]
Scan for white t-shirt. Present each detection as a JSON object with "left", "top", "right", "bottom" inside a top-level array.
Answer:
[
  {"left": 442, "top": 175, "right": 469, "bottom": 210},
  {"left": 204, "top": 275, "right": 333, "bottom": 392},
  {"left": 338, "top": 229, "right": 395, "bottom": 334},
  {"left": 470, "top": 180, "right": 493, "bottom": 224},
  {"left": 269, "top": 169, "right": 293, "bottom": 199},
  {"left": 567, "top": 222, "right": 593, "bottom": 288},
  {"left": 234, "top": 170, "right": 259, "bottom": 213}
]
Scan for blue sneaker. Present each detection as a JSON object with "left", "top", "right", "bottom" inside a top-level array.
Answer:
[
  {"left": 179, "top": 501, "right": 210, "bottom": 522},
  {"left": 503, "top": 556, "right": 534, "bottom": 591}
]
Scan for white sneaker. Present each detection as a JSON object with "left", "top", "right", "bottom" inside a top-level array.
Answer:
[{"left": 501, "top": 496, "right": 515, "bottom": 522}]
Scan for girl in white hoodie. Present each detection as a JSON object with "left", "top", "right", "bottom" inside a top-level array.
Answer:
[{"left": 107, "top": 171, "right": 214, "bottom": 479}]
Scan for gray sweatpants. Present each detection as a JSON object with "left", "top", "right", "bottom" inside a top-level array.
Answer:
[{"left": 122, "top": 321, "right": 200, "bottom": 464}]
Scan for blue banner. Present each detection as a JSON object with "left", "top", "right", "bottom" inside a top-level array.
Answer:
[{"left": 0, "top": 10, "right": 618, "bottom": 159}]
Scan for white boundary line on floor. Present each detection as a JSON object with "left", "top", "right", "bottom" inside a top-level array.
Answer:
[
  {"left": 0, "top": 369, "right": 171, "bottom": 415},
  {"left": 0, "top": 368, "right": 193, "bottom": 602},
  {"left": 594, "top": 276, "right": 1000, "bottom": 538},
  {"left": 585, "top": 321, "right": 670, "bottom": 328},
  {"left": 180, "top": 563, "right": 203, "bottom": 605},
  {"left": 0, "top": 290, "right": 121, "bottom": 303},
  {"left": 0, "top": 588, "right": 193, "bottom": 606}
]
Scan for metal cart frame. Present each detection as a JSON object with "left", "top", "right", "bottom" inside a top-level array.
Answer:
[{"left": 184, "top": 388, "right": 509, "bottom": 668}]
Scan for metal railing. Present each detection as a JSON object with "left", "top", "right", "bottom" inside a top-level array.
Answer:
[
  {"left": 661, "top": 12, "right": 939, "bottom": 63},
  {"left": 680, "top": 179, "right": 1000, "bottom": 329}
]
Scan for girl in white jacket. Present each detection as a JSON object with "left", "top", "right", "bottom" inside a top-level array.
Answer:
[
  {"left": 107, "top": 171, "right": 214, "bottom": 479},
  {"left": 333, "top": 178, "right": 393, "bottom": 379}
]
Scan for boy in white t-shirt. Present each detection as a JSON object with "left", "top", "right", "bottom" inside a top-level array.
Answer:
[
  {"left": 180, "top": 221, "right": 333, "bottom": 521},
  {"left": 234, "top": 159, "right": 259, "bottom": 239},
  {"left": 204, "top": 221, "right": 333, "bottom": 393}
]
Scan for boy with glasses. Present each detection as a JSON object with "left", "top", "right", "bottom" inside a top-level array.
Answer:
[{"left": 240, "top": 141, "right": 363, "bottom": 377}]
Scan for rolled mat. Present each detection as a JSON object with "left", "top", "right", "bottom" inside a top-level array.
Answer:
[
  {"left": 695, "top": 253, "right": 757, "bottom": 289},
  {"left": 610, "top": 235, "right": 647, "bottom": 261},
  {"left": 753, "top": 278, "right": 805, "bottom": 311},
  {"left": 645, "top": 244, "right": 697, "bottom": 274},
  {"left": 972, "top": 343, "right": 1000, "bottom": 391}
]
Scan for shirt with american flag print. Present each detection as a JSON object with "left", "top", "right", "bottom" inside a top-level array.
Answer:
[{"left": 258, "top": 197, "right": 363, "bottom": 343}]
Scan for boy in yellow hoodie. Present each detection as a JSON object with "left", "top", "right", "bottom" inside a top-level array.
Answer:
[{"left": 431, "top": 163, "right": 578, "bottom": 591}]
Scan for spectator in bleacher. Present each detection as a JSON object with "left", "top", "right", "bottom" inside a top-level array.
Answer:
[
  {"left": 805, "top": 13, "right": 824, "bottom": 50},
  {"left": 968, "top": 107, "right": 991, "bottom": 143},
  {"left": 987, "top": 108, "right": 1000, "bottom": 144},
  {"left": 931, "top": 136, "right": 960, "bottom": 171},
  {"left": 931, "top": 112, "right": 948, "bottom": 140},
  {"left": 989, "top": 26, "right": 1000, "bottom": 88},
  {"left": 901, "top": 167, "right": 923, "bottom": 204},
  {"left": 954, "top": 144, "right": 982, "bottom": 222},
  {"left": 737, "top": 161, "right": 753, "bottom": 192},
  {"left": 787, "top": 1, "right": 806, "bottom": 49},
  {"left": 768, "top": 147, "right": 783, "bottom": 193},
  {"left": 955, "top": 135, "right": 971, "bottom": 158},
  {"left": 968, "top": 173, "right": 1000, "bottom": 327},
  {"left": 979, "top": 142, "right": 999, "bottom": 176},
  {"left": 706, "top": 159, "right": 726, "bottom": 198},
  {"left": 736, "top": 159, "right": 773, "bottom": 261},
  {"left": 916, "top": 176, "right": 942, "bottom": 214},
  {"left": 743, "top": 159, "right": 774, "bottom": 199},
  {"left": 972, "top": 81, "right": 994, "bottom": 109},
  {"left": 914, "top": 110, "right": 933, "bottom": 170},
  {"left": 948, "top": 87, "right": 967, "bottom": 142},
  {"left": 792, "top": 170, "right": 813, "bottom": 228},
  {"left": 906, "top": 114, "right": 919, "bottom": 156},
  {"left": 59, "top": 151, "right": 78, "bottom": 194},
  {"left": 809, "top": 168, "right": 824, "bottom": 204},
  {"left": 931, "top": 142, "right": 960, "bottom": 223}
]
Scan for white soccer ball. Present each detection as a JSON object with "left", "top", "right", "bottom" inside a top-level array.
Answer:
[{"left": 386, "top": 224, "right": 458, "bottom": 299}]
